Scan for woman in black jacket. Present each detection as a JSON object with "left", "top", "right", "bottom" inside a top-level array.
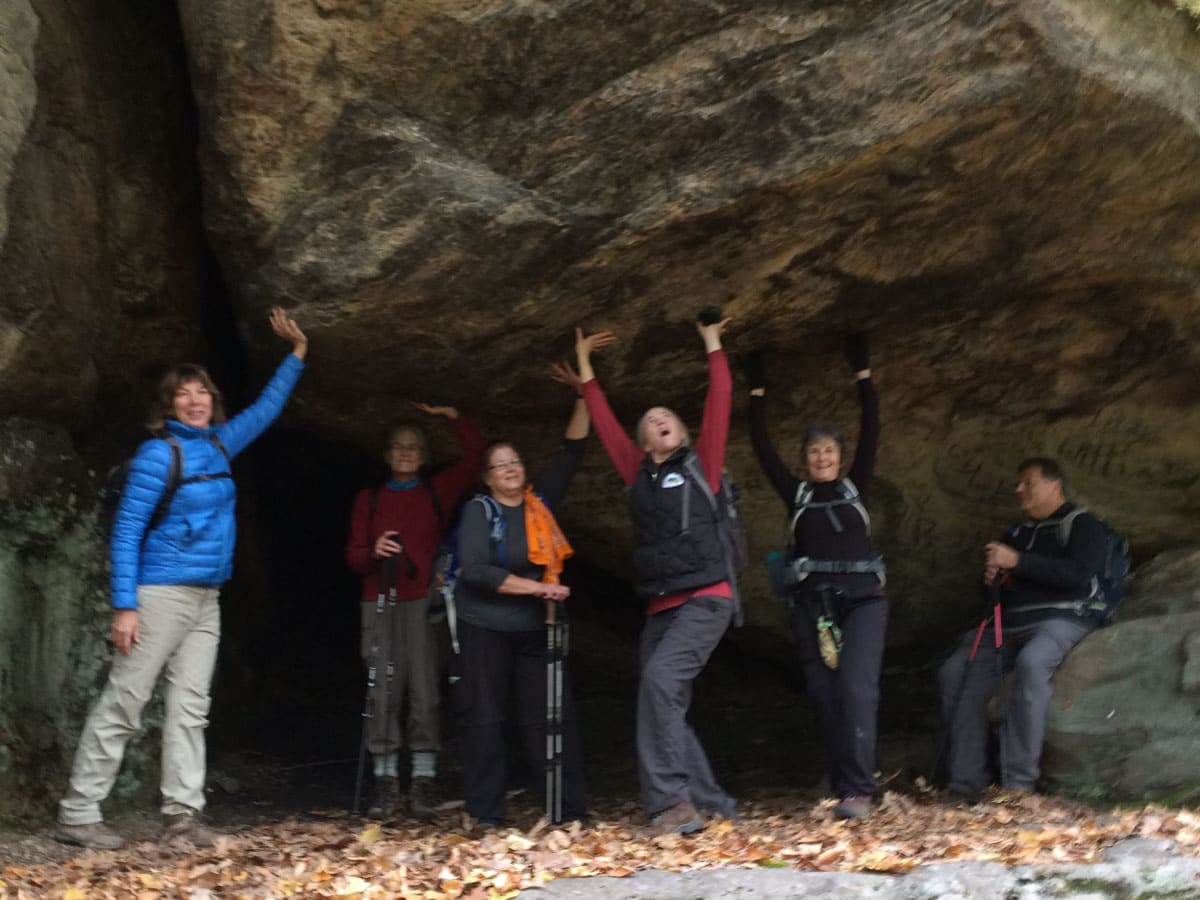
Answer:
[
  {"left": 453, "top": 363, "right": 590, "bottom": 827},
  {"left": 747, "top": 333, "right": 886, "bottom": 820}
]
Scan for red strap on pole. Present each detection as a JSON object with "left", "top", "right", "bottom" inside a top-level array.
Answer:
[{"left": 968, "top": 616, "right": 988, "bottom": 662}]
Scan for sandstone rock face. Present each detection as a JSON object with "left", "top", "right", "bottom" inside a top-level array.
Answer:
[
  {"left": 0, "top": 0, "right": 208, "bottom": 426},
  {"left": 0, "top": 1, "right": 209, "bottom": 814},
  {"left": 175, "top": 0, "right": 1200, "bottom": 641},
  {"left": 1042, "top": 548, "right": 1200, "bottom": 802}
]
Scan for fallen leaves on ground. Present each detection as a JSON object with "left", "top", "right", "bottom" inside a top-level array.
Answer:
[{"left": 3, "top": 791, "right": 1197, "bottom": 899}]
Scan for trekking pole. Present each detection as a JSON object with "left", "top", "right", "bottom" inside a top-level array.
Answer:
[
  {"left": 935, "top": 579, "right": 1001, "bottom": 786},
  {"left": 992, "top": 592, "right": 1007, "bottom": 789},
  {"left": 353, "top": 556, "right": 396, "bottom": 815},
  {"left": 544, "top": 600, "right": 564, "bottom": 824}
]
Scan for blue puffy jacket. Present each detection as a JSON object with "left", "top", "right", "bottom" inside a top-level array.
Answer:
[{"left": 109, "top": 354, "right": 305, "bottom": 609}]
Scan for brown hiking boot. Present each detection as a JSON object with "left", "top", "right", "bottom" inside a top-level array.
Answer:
[
  {"left": 409, "top": 776, "right": 437, "bottom": 820},
  {"left": 54, "top": 821, "right": 126, "bottom": 850},
  {"left": 367, "top": 775, "right": 400, "bottom": 819},
  {"left": 644, "top": 800, "right": 704, "bottom": 837},
  {"left": 162, "top": 810, "right": 219, "bottom": 847}
]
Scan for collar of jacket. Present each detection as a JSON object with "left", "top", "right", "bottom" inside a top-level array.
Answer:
[
  {"left": 641, "top": 444, "right": 691, "bottom": 475},
  {"left": 164, "top": 418, "right": 217, "bottom": 440},
  {"left": 1023, "top": 500, "right": 1076, "bottom": 526}
]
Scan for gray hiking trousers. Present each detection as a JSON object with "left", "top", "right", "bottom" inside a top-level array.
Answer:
[
  {"left": 938, "top": 614, "right": 1093, "bottom": 792},
  {"left": 636, "top": 594, "right": 736, "bottom": 818}
]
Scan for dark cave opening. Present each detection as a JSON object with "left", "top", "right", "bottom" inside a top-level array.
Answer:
[{"left": 191, "top": 422, "right": 947, "bottom": 813}]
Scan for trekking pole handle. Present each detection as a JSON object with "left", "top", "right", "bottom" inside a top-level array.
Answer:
[{"left": 545, "top": 600, "right": 556, "bottom": 626}]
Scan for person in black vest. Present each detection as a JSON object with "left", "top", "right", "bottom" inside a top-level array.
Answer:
[
  {"left": 938, "top": 458, "right": 1105, "bottom": 802},
  {"left": 577, "top": 320, "right": 737, "bottom": 837},
  {"left": 746, "top": 332, "right": 886, "bottom": 820}
]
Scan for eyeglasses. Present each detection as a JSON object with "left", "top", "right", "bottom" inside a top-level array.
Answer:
[{"left": 488, "top": 458, "right": 523, "bottom": 471}]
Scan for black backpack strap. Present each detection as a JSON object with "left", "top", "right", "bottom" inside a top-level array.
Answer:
[
  {"left": 424, "top": 477, "right": 445, "bottom": 530},
  {"left": 681, "top": 451, "right": 719, "bottom": 536},
  {"left": 144, "top": 435, "right": 184, "bottom": 539},
  {"left": 789, "top": 477, "right": 870, "bottom": 538},
  {"left": 208, "top": 433, "right": 230, "bottom": 463},
  {"left": 475, "top": 494, "right": 506, "bottom": 567},
  {"left": 146, "top": 433, "right": 233, "bottom": 539}
]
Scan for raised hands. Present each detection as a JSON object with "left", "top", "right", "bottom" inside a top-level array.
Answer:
[
  {"left": 269, "top": 306, "right": 308, "bottom": 360},
  {"left": 549, "top": 361, "right": 585, "bottom": 396},
  {"left": 411, "top": 401, "right": 459, "bottom": 420},
  {"left": 574, "top": 328, "right": 618, "bottom": 382},
  {"left": 696, "top": 316, "right": 731, "bottom": 352}
]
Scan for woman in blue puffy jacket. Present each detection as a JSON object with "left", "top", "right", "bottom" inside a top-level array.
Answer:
[{"left": 55, "top": 307, "right": 307, "bottom": 850}]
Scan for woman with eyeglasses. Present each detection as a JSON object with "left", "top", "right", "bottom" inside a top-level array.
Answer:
[{"left": 452, "top": 353, "right": 607, "bottom": 827}]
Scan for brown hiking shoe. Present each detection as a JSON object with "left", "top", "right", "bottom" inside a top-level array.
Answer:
[
  {"left": 367, "top": 775, "right": 400, "bottom": 819},
  {"left": 162, "top": 810, "right": 219, "bottom": 847},
  {"left": 54, "top": 821, "right": 126, "bottom": 850},
  {"left": 644, "top": 800, "right": 704, "bottom": 837},
  {"left": 409, "top": 776, "right": 437, "bottom": 820}
]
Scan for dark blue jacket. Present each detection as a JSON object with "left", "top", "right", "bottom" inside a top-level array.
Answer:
[
  {"left": 1000, "top": 501, "right": 1106, "bottom": 622},
  {"left": 109, "top": 354, "right": 304, "bottom": 609}
]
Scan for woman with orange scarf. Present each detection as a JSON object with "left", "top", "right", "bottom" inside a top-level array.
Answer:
[{"left": 453, "top": 358, "right": 600, "bottom": 827}]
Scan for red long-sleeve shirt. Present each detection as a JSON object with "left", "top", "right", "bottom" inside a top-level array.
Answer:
[
  {"left": 583, "top": 349, "right": 733, "bottom": 615},
  {"left": 346, "top": 415, "right": 484, "bottom": 601}
]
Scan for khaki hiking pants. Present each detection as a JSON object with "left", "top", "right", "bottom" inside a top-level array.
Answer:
[
  {"left": 59, "top": 585, "right": 220, "bottom": 825},
  {"left": 359, "top": 594, "right": 441, "bottom": 756}
]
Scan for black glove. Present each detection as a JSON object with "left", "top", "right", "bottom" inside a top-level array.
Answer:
[
  {"left": 742, "top": 348, "right": 767, "bottom": 391},
  {"left": 844, "top": 331, "right": 870, "bottom": 373}
]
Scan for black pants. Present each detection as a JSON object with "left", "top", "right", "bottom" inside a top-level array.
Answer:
[
  {"left": 456, "top": 620, "right": 586, "bottom": 822},
  {"left": 791, "top": 592, "right": 888, "bottom": 799}
]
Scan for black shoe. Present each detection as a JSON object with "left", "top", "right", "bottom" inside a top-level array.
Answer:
[
  {"left": 409, "top": 776, "right": 437, "bottom": 819},
  {"left": 368, "top": 776, "right": 400, "bottom": 818},
  {"left": 944, "top": 783, "right": 984, "bottom": 805}
]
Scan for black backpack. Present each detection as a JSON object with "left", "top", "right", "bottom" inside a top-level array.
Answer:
[
  {"left": 1054, "top": 508, "right": 1131, "bottom": 626},
  {"left": 105, "top": 432, "right": 230, "bottom": 544},
  {"left": 681, "top": 453, "right": 747, "bottom": 627}
]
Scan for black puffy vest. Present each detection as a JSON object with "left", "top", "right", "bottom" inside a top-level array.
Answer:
[{"left": 629, "top": 447, "right": 729, "bottom": 598}]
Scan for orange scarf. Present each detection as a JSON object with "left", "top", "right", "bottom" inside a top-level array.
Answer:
[{"left": 524, "top": 485, "right": 574, "bottom": 584}]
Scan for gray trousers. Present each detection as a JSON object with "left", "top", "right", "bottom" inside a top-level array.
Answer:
[
  {"left": 938, "top": 614, "right": 1093, "bottom": 792},
  {"left": 636, "top": 595, "right": 735, "bottom": 818},
  {"left": 59, "top": 585, "right": 220, "bottom": 825},
  {"left": 359, "top": 595, "right": 440, "bottom": 755}
]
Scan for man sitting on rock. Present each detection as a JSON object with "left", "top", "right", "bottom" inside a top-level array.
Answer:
[{"left": 938, "top": 457, "right": 1106, "bottom": 801}]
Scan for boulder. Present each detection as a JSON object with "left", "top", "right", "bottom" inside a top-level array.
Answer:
[{"left": 1043, "top": 547, "right": 1200, "bottom": 802}]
